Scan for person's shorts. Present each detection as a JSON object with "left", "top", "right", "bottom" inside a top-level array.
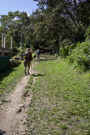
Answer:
[{"left": 23, "top": 59, "right": 31, "bottom": 67}]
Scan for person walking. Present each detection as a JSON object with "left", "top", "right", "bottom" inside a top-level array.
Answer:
[
  {"left": 23, "top": 48, "right": 33, "bottom": 75},
  {"left": 36, "top": 49, "right": 40, "bottom": 61}
]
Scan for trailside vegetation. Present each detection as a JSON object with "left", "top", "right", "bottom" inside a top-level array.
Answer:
[
  {"left": 25, "top": 55, "right": 90, "bottom": 135},
  {"left": 0, "top": 0, "right": 89, "bottom": 49},
  {"left": 0, "top": 62, "right": 24, "bottom": 103},
  {"left": 69, "top": 41, "right": 90, "bottom": 71},
  {"left": 60, "top": 26, "right": 90, "bottom": 70},
  {"left": 0, "top": 0, "right": 89, "bottom": 70}
]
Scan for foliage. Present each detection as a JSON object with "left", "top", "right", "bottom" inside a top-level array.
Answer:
[
  {"left": 85, "top": 26, "right": 90, "bottom": 42},
  {"left": 9, "top": 59, "right": 21, "bottom": 68},
  {"left": 13, "top": 46, "right": 26, "bottom": 59},
  {"left": 16, "top": 46, "right": 26, "bottom": 56},
  {"left": 0, "top": 0, "right": 90, "bottom": 51},
  {"left": 26, "top": 55, "right": 90, "bottom": 135},
  {"left": 59, "top": 44, "right": 70, "bottom": 57},
  {"left": 59, "top": 39, "right": 73, "bottom": 57},
  {"left": 33, "top": 0, "right": 90, "bottom": 47},
  {"left": 69, "top": 41, "right": 90, "bottom": 70},
  {"left": 0, "top": 11, "right": 30, "bottom": 48},
  {"left": 13, "top": 47, "right": 19, "bottom": 56}
]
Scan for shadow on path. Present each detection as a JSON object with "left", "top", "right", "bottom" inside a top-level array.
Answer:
[
  {"left": 0, "top": 129, "right": 6, "bottom": 135},
  {"left": 32, "top": 73, "right": 45, "bottom": 77},
  {"left": 39, "top": 58, "right": 54, "bottom": 61}
]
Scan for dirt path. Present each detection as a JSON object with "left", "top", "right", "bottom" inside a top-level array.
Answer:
[{"left": 0, "top": 65, "right": 36, "bottom": 135}]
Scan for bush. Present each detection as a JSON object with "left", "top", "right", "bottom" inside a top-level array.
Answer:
[
  {"left": 9, "top": 59, "right": 21, "bottom": 68},
  {"left": 13, "top": 47, "right": 19, "bottom": 56},
  {"left": 85, "top": 26, "right": 90, "bottom": 42},
  {"left": 59, "top": 39, "right": 76, "bottom": 57},
  {"left": 69, "top": 41, "right": 90, "bottom": 70},
  {"left": 59, "top": 43, "right": 76, "bottom": 58},
  {"left": 59, "top": 44, "right": 70, "bottom": 57},
  {"left": 13, "top": 46, "right": 26, "bottom": 60}
]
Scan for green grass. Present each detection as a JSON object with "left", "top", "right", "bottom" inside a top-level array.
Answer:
[
  {"left": 0, "top": 62, "right": 24, "bottom": 102},
  {"left": 26, "top": 55, "right": 90, "bottom": 135}
]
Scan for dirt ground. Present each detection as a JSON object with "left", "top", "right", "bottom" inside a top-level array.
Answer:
[{"left": 0, "top": 65, "right": 36, "bottom": 135}]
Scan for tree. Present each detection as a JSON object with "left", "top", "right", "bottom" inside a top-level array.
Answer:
[
  {"left": 33, "top": 0, "right": 90, "bottom": 50},
  {"left": 0, "top": 11, "right": 30, "bottom": 48}
]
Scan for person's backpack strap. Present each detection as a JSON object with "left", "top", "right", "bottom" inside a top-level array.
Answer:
[{"left": 24, "top": 52, "right": 29, "bottom": 59}]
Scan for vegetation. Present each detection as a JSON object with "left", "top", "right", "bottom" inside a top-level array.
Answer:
[
  {"left": 59, "top": 27, "right": 90, "bottom": 71},
  {"left": 0, "top": 0, "right": 90, "bottom": 135},
  {"left": 25, "top": 55, "right": 90, "bottom": 135},
  {"left": 0, "top": 0, "right": 89, "bottom": 71},
  {"left": 0, "top": 0, "right": 89, "bottom": 51},
  {"left": 0, "top": 0, "right": 90, "bottom": 133},
  {"left": 69, "top": 41, "right": 90, "bottom": 71},
  {"left": 0, "top": 62, "right": 24, "bottom": 102}
]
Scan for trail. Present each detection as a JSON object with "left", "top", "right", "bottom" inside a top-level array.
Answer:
[{"left": 0, "top": 65, "right": 36, "bottom": 135}]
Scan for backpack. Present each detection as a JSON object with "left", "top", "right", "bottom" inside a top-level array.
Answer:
[
  {"left": 24, "top": 52, "right": 30, "bottom": 59},
  {"left": 23, "top": 52, "right": 32, "bottom": 60}
]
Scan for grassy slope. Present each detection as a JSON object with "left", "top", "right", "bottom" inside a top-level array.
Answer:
[
  {"left": 0, "top": 62, "right": 24, "bottom": 102},
  {"left": 26, "top": 55, "right": 90, "bottom": 135}
]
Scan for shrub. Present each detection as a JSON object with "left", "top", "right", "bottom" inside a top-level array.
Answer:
[
  {"left": 85, "top": 26, "right": 90, "bottom": 42},
  {"left": 59, "top": 39, "right": 76, "bottom": 58},
  {"left": 59, "top": 44, "right": 70, "bottom": 57},
  {"left": 59, "top": 43, "right": 76, "bottom": 58},
  {"left": 69, "top": 41, "right": 90, "bottom": 70},
  {"left": 9, "top": 59, "right": 21, "bottom": 68},
  {"left": 13, "top": 46, "right": 26, "bottom": 60},
  {"left": 13, "top": 47, "right": 19, "bottom": 56}
]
